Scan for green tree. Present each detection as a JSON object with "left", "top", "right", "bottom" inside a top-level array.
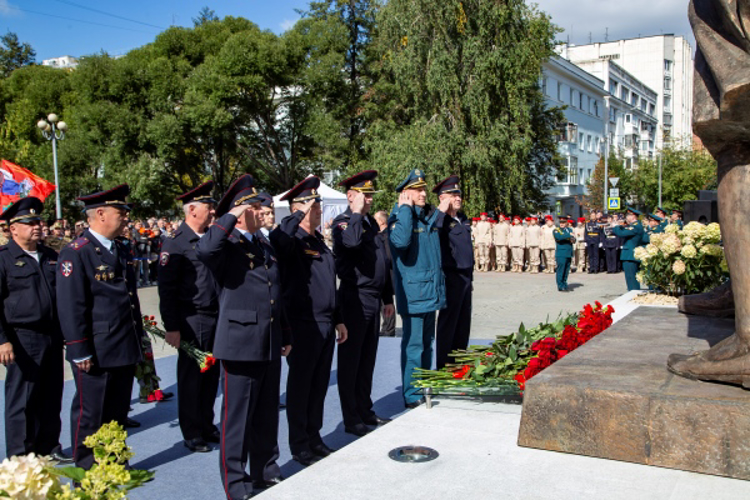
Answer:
[
  {"left": 364, "top": 0, "right": 564, "bottom": 214},
  {"left": 0, "top": 33, "right": 36, "bottom": 77},
  {"left": 193, "top": 7, "right": 219, "bottom": 27},
  {"left": 633, "top": 147, "right": 717, "bottom": 211},
  {"left": 583, "top": 152, "right": 634, "bottom": 212}
]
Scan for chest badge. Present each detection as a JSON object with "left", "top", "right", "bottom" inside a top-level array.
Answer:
[
  {"left": 61, "top": 261, "right": 73, "bottom": 277},
  {"left": 14, "top": 261, "right": 25, "bottom": 267}
]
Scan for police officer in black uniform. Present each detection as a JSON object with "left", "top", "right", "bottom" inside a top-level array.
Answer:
[
  {"left": 0, "top": 197, "right": 71, "bottom": 462},
  {"left": 57, "top": 185, "right": 144, "bottom": 470},
  {"left": 433, "top": 175, "right": 474, "bottom": 370},
  {"left": 332, "top": 170, "right": 394, "bottom": 438},
  {"left": 600, "top": 214, "right": 621, "bottom": 273},
  {"left": 158, "top": 181, "right": 221, "bottom": 454},
  {"left": 584, "top": 212, "right": 602, "bottom": 273},
  {"left": 196, "top": 174, "right": 290, "bottom": 500},
  {"left": 270, "top": 176, "right": 347, "bottom": 467}
]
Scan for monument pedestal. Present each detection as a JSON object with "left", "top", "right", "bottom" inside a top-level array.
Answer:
[{"left": 518, "top": 307, "right": 750, "bottom": 480}]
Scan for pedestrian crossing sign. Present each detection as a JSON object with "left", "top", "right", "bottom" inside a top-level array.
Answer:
[{"left": 608, "top": 197, "right": 621, "bottom": 210}]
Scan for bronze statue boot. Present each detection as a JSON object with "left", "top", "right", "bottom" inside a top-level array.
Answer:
[
  {"left": 667, "top": 334, "right": 750, "bottom": 388},
  {"left": 678, "top": 280, "right": 734, "bottom": 318}
]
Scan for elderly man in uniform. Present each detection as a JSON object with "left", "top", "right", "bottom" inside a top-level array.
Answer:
[
  {"left": 613, "top": 207, "right": 645, "bottom": 291},
  {"left": 196, "top": 174, "right": 290, "bottom": 499},
  {"left": 554, "top": 217, "right": 576, "bottom": 292},
  {"left": 493, "top": 214, "right": 510, "bottom": 272},
  {"left": 271, "top": 176, "right": 347, "bottom": 467},
  {"left": 388, "top": 169, "right": 450, "bottom": 408},
  {"left": 0, "top": 197, "right": 71, "bottom": 462},
  {"left": 158, "top": 181, "right": 221, "bottom": 453},
  {"left": 433, "top": 175, "right": 473, "bottom": 369},
  {"left": 332, "top": 171, "right": 394, "bottom": 438},
  {"left": 57, "top": 185, "right": 143, "bottom": 470}
]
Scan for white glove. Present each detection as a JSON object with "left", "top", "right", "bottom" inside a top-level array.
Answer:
[{"left": 598, "top": 243, "right": 603, "bottom": 248}]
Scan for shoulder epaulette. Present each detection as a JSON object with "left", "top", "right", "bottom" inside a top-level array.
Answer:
[{"left": 69, "top": 237, "right": 90, "bottom": 250}]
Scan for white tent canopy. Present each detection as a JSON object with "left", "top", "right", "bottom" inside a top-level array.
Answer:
[{"left": 273, "top": 175, "right": 348, "bottom": 229}]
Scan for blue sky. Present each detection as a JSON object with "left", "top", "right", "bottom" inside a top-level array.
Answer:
[{"left": 1, "top": 0, "right": 694, "bottom": 62}]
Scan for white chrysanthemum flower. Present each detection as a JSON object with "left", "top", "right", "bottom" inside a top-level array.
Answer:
[
  {"left": 634, "top": 246, "right": 649, "bottom": 261},
  {"left": 650, "top": 233, "right": 666, "bottom": 247},
  {"left": 681, "top": 244, "right": 697, "bottom": 259},
  {"left": 665, "top": 223, "right": 680, "bottom": 234},
  {"left": 646, "top": 244, "right": 659, "bottom": 257},
  {"left": 672, "top": 259, "right": 686, "bottom": 275},
  {"left": 704, "top": 222, "right": 721, "bottom": 243},
  {"left": 659, "top": 235, "right": 681, "bottom": 256},
  {"left": 0, "top": 453, "right": 59, "bottom": 500}
]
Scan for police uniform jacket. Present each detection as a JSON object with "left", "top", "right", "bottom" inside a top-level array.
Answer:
[
  {"left": 601, "top": 226, "right": 621, "bottom": 248},
  {"left": 270, "top": 210, "right": 340, "bottom": 326},
  {"left": 57, "top": 231, "right": 143, "bottom": 367},
  {"left": 196, "top": 213, "right": 287, "bottom": 361},
  {"left": 613, "top": 222, "right": 645, "bottom": 261},
  {"left": 0, "top": 240, "right": 60, "bottom": 343},
  {"left": 388, "top": 203, "right": 446, "bottom": 315},
  {"left": 492, "top": 221, "right": 510, "bottom": 246},
  {"left": 436, "top": 211, "right": 474, "bottom": 272},
  {"left": 332, "top": 209, "right": 394, "bottom": 303},
  {"left": 584, "top": 222, "right": 602, "bottom": 246},
  {"left": 553, "top": 227, "right": 575, "bottom": 259},
  {"left": 158, "top": 222, "right": 220, "bottom": 331}
]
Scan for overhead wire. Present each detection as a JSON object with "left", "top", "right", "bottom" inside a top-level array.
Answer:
[
  {"left": 46, "top": 0, "right": 166, "bottom": 30},
  {"left": 2, "top": 4, "right": 161, "bottom": 34}
]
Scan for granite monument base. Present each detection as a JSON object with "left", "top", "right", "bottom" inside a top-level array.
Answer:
[{"left": 518, "top": 307, "right": 750, "bottom": 480}]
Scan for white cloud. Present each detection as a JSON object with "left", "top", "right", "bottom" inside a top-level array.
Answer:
[
  {"left": 280, "top": 18, "right": 298, "bottom": 32},
  {"left": 0, "top": 0, "right": 18, "bottom": 16},
  {"left": 531, "top": 0, "right": 695, "bottom": 49}
]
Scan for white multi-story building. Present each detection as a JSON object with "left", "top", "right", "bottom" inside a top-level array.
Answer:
[
  {"left": 570, "top": 59, "right": 659, "bottom": 169},
  {"left": 560, "top": 34, "right": 693, "bottom": 149},
  {"left": 41, "top": 55, "right": 79, "bottom": 69},
  {"left": 541, "top": 56, "right": 606, "bottom": 217}
]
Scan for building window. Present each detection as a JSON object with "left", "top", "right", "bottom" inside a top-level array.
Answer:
[
  {"left": 579, "top": 93, "right": 585, "bottom": 110},
  {"left": 593, "top": 100, "right": 599, "bottom": 117},
  {"left": 609, "top": 80, "right": 618, "bottom": 95},
  {"left": 570, "top": 89, "right": 577, "bottom": 108},
  {"left": 631, "top": 93, "right": 638, "bottom": 107},
  {"left": 620, "top": 87, "right": 629, "bottom": 101},
  {"left": 640, "top": 99, "right": 647, "bottom": 111},
  {"left": 625, "top": 114, "right": 631, "bottom": 123},
  {"left": 557, "top": 82, "right": 563, "bottom": 101},
  {"left": 664, "top": 78, "right": 672, "bottom": 91},
  {"left": 663, "top": 96, "right": 672, "bottom": 110},
  {"left": 587, "top": 135, "right": 592, "bottom": 152},
  {"left": 664, "top": 59, "right": 673, "bottom": 72},
  {"left": 541, "top": 77, "right": 547, "bottom": 96},
  {"left": 579, "top": 132, "right": 584, "bottom": 151},
  {"left": 568, "top": 156, "right": 578, "bottom": 184},
  {"left": 649, "top": 103, "right": 656, "bottom": 115},
  {"left": 609, "top": 107, "right": 616, "bottom": 122}
]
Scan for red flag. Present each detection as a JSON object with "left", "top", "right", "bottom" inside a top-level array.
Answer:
[{"left": 0, "top": 159, "right": 57, "bottom": 214}]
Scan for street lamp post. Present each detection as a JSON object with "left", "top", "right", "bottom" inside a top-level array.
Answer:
[
  {"left": 603, "top": 97, "right": 610, "bottom": 214},
  {"left": 37, "top": 113, "right": 67, "bottom": 220}
]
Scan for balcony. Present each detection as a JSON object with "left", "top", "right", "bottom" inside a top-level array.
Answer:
[{"left": 624, "top": 123, "right": 637, "bottom": 135}]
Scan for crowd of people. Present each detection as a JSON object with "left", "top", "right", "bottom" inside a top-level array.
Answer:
[{"left": 0, "top": 167, "right": 686, "bottom": 499}]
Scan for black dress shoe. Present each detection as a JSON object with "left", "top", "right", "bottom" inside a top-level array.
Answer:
[
  {"left": 50, "top": 450, "right": 74, "bottom": 464},
  {"left": 252, "top": 476, "right": 284, "bottom": 490},
  {"left": 292, "top": 450, "right": 320, "bottom": 466},
  {"left": 405, "top": 398, "right": 425, "bottom": 409},
  {"left": 124, "top": 417, "right": 141, "bottom": 428},
  {"left": 344, "top": 423, "right": 371, "bottom": 437},
  {"left": 184, "top": 438, "right": 211, "bottom": 453},
  {"left": 363, "top": 415, "right": 391, "bottom": 426},
  {"left": 203, "top": 429, "right": 221, "bottom": 443},
  {"left": 310, "top": 443, "right": 336, "bottom": 457}
]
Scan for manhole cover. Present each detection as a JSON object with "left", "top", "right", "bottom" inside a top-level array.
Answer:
[{"left": 388, "top": 446, "right": 439, "bottom": 463}]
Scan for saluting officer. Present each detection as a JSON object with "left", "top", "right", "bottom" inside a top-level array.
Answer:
[
  {"left": 0, "top": 197, "right": 71, "bottom": 462},
  {"left": 554, "top": 218, "right": 576, "bottom": 292},
  {"left": 655, "top": 207, "right": 669, "bottom": 232},
  {"left": 584, "top": 211, "right": 602, "bottom": 274},
  {"left": 270, "top": 176, "right": 347, "bottom": 466},
  {"left": 196, "top": 174, "right": 290, "bottom": 499},
  {"left": 613, "top": 207, "right": 645, "bottom": 291},
  {"left": 332, "top": 170, "right": 394, "bottom": 438},
  {"left": 433, "top": 175, "right": 474, "bottom": 370},
  {"left": 57, "top": 185, "right": 144, "bottom": 470},
  {"left": 670, "top": 209, "right": 684, "bottom": 229},
  {"left": 158, "top": 181, "right": 221, "bottom": 454}
]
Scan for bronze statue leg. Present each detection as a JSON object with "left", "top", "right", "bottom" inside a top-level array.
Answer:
[
  {"left": 678, "top": 280, "right": 734, "bottom": 317},
  {"left": 668, "top": 160, "right": 750, "bottom": 385}
]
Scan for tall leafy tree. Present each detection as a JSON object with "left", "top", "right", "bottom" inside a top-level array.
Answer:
[
  {"left": 583, "top": 152, "right": 634, "bottom": 212},
  {"left": 193, "top": 7, "right": 219, "bottom": 26},
  {"left": 365, "top": 0, "right": 564, "bottom": 214},
  {"left": 0, "top": 33, "right": 36, "bottom": 77}
]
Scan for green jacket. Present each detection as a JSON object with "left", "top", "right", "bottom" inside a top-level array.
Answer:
[
  {"left": 553, "top": 227, "right": 575, "bottom": 259},
  {"left": 388, "top": 203, "right": 446, "bottom": 315},
  {"left": 613, "top": 222, "right": 645, "bottom": 261}
]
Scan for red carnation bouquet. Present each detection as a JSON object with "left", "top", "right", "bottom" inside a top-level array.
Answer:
[
  {"left": 142, "top": 315, "right": 217, "bottom": 373},
  {"left": 414, "top": 301, "right": 615, "bottom": 396}
]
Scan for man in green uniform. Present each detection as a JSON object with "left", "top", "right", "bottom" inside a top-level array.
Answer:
[
  {"left": 655, "top": 207, "right": 669, "bottom": 232},
  {"left": 613, "top": 207, "right": 645, "bottom": 291},
  {"left": 553, "top": 218, "right": 575, "bottom": 292}
]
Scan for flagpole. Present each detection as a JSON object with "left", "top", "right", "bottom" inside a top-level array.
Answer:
[{"left": 37, "top": 113, "right": 67, "bottom": 220}]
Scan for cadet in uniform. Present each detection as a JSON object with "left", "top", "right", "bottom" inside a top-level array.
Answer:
[
  {"left": 613, "top": 207, "right": 645, "bottom": 291},
  {"left": 0, "top": 197, "right": 70, "bottom": 462},
  {"left": 158, "top": 181, "right": 221, "bottom": 453},
  {"left": 432, "top": 175, "right": 473, "bottom": 370},
  {"left": 332, "top": 171, "right": 394, "bottom": 438},
  {"left": 540, "top": 215, "right": 556, "bottom": 273},
  {"left": 572, "top": 217, "right": 587, "bottom": 272},
  {"left": 509, "top": 216, "right": 525, "bottom": 272},
  {"left": 493, "top": 214, "right": 510, "bottom": 272},
  {"left": 196, "top": 174, "right": 290, "bottom": 499},
  {"left": 554, "top": 218, "right": 575, "bottom": 292},
  {"left": 584, "top": 212, "right": 602, "bottom": 273},
  {"left": 601, "top": 214, "right": 621, "bottom": 273},
  {"left": 271, "top": 176, "right": 346, "bottom": 466},
  {"left": 473, "top": 213, "right": 492, "bottom": 271},
  {"left": 57, "top": 185, "right": 144, "bottom": 470},
  {"left": 388, "top": 169, "right": 449, "bottom": 407},
  {"left": 525, "top": 216, "right": 541, "bottom": 273}
]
